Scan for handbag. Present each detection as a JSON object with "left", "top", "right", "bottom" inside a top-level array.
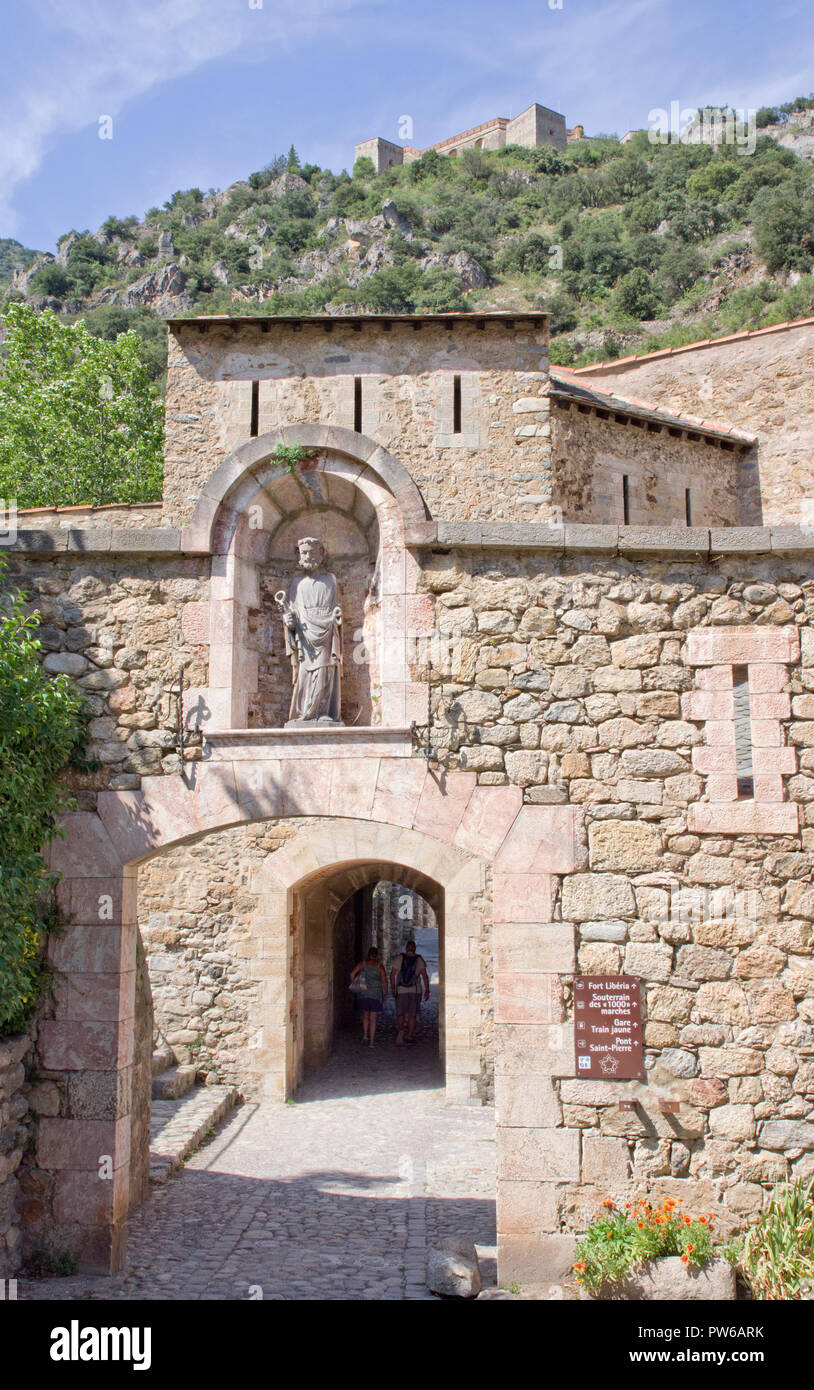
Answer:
[{"left": 350, "top": 969, "right": 367, "bottom": 995}]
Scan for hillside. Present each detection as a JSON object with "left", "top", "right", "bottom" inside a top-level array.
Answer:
[{"left": 3, "top": 108, "right": 814, "bottom": 374}]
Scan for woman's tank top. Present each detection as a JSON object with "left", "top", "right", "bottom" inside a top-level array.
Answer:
[{"left": 361, "top": 963, "right": 383, "bottom": 999}]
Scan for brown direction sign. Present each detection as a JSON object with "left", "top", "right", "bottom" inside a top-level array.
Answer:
[{"left": 573, "top": 975, "right": 644, "bottom": 1080}]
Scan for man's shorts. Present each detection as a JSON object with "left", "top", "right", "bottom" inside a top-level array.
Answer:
[{"left": 396, "top": 991, "right": 419, "bottom": 1017}]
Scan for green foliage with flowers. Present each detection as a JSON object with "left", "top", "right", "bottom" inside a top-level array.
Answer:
[{"left": 572, "top": 1196, "right": 717, "bottom": 1295}]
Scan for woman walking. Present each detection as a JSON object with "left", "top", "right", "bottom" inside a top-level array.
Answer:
[{"left": 350, "top": 947, "right": 388, "bottom": 1047}]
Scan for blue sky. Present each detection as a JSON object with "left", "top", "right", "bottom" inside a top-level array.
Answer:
[{"left": 2, "top": 0, "right": 813, "bottom": 253}]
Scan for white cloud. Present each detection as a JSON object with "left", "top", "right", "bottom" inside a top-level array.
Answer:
[{"left": 0, "top": 0, "right": 367, "bottom": 231}]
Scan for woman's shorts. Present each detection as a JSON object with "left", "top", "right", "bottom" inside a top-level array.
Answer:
[
  {"left": 396, "top": 992, "right": 419, "bottom": 1017},
  {"left": 358, "top": 997, "right": 382, "bottom": 1012}
]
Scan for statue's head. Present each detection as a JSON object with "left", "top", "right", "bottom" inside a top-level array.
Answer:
[{"left": 297, "top": 536, "right": 325, "bottom": 570}]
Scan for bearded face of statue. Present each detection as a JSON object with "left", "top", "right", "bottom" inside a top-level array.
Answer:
[{"left": 297, "top": 538, "right": 324, "bottom": 571}]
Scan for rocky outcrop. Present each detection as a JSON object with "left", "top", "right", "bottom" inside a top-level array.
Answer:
[
  {"left": 420, "top": 248, "right": 489, "bottom": 289},
  {"left": 119, "top": 263, "right": 192, "bottom": 314}
]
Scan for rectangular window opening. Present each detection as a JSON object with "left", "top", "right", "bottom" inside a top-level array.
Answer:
[
  {"left": 453, "top": 374, "right": 462, "bottom": 434},
  {"left": 732, "top": 664, "right": 754, "bottom": 799},
  {"left": 622, "top": 474, "right": 630, "bottom": 525},
  {"left": 250, "top": 380, "right": 259, "bottom": 438},
  {"left": 354, "top": 376, "right": 363, "bottom": 433},
  {"left": 685, "top": 487, "right": 692, "bottom": 527}
]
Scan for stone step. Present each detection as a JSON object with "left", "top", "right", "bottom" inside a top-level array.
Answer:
[
  {"left": 151, "top": 1046, "right": 175, "bottom": 1078},
  {"left": 151, "top": 1064, "right": 197, "bottom": 1100},
  {"left": 149, "top": 1084, "right": 240, "bottom": 1185}
]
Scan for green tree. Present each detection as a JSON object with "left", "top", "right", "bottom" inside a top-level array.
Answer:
[
  {"left": 0, "top": 303, "right": 164, "bottom": 508},
  {"left": 0, "top": 559, "right": 84, "bottom": 1035},
  {"left": 352, "top": 155, "right": 375, "bottom": 180},
  {"left": 753, "top": 184, "right": 814, "bottom": 273},
  {"left": 614, "top": 267, "right": 660, "bottom": 318}
]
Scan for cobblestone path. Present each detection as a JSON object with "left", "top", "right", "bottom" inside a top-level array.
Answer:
[{"left": 23, "top": 936, "right": 496, "bottom": 1301}]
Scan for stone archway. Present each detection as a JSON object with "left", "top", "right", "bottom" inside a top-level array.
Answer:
[{"left": 39, "top": 764, "right": 583, "bottom": 1274}]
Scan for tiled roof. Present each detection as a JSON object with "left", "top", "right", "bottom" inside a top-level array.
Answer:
[
  {"left": 550, "top": 371, "right": 756, "bottom": 445},
  {"left": 570, "top": 315, "right": 814, "bottom": 375}
]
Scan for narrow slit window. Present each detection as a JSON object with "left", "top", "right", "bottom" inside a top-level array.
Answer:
[
  {"left": 354, "top": 376, "right": 363, "bottom": 433},
  {"left": 732, "top": 665, "right": 754, "bottom": 799},
  {"left": 622, "top": 474, "right": 630, "bottom": 525},
  {"left": 453, "top": 374, "right": 462, "bottom": 434},
  {"left": 685, "top": 488, "right": 692, "bottom": 526},
  {"left": 250, "top": 380, "right": 259, "bottom": 438}
]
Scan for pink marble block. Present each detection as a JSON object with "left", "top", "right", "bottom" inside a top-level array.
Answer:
[
  {"left": 328, "top": 757, "right": 381, "bottom": 819},
  {"left": 695, "top": 666, "right": 734, "bottom": 690},
  {"left": 747, "top": 663, "right": 788, "bottom": 694},
  {"left": 233, "top": 760, "right": 287, "bottom": 820},
  {"left": 682, "top": 690, "right": 734, "bottom": 722},
  {"left": 493, "top": 873, "right": 556, "bottom": 924},
  {"left": 686, "top": 626, "right": 799, "bottom": 667},
  {"left": 703, "top": 720, "right": 736, "bottom": 746},
  {"left": 749, "top": 692, "right": 791, "bottom": 720},
  {"left": 412, "top": 769, "right": 478, "bottom": 843},
  {"left": 494, "top": 973, "right": 561, "bottom": 1025},
  {"left": 48, "top": 922, "right": 136, "bottom": 976},
  {"left": 53, "top": 1165, "right": 131, "bottom": 1226},
  {"left": 278, "top": 759, "right": 338, "bottom": 818},
  {"left": 692, "top": 746, "right": 738, "bottom": 774},
  {"left": 406, "top": 593, "right": 436, "bottom": 636},
  {"left": 371, "top": 759, "right": 428, "bottom": 829},
  {"left": 181, "top": 601, "right": 210, "bottom": 646},
  {"left": 752, "top": 746, "right": 797, "bottom": 774},
  {"left": 750, "top": 719, "right": 782, "bottom": 747},
  {"left": 455, "top": 785, "right": 524, "bottom": 861},
  {"left": 49, "top": 812, "right": 123, "bottom": 879},
  {"left": 37, "top": 1117, "right": 131, "bottom": 1171},
  {"left": 705, "top": 774, "right": 739, "bottom": 803},
  {"left": 65, "top": 876, "right": 124, "bottom": 927},
  {"left": 53, "top": 971, "right": 136, "bottom": 1024},
  {"left": 752, "top": 774, "right": 785, "bottom": 802},
  {"left": 38, "top": 1019, "right": 134, "bottom": 1072},
  {"left": 689, "top": 802, "right": 799, "bottom": 834},
  {"left": 495, "top": 805, "right": 585, "bottom": 876}
]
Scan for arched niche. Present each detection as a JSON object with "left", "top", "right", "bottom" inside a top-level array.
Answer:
[{"left": 202, "top": 442, "right": 425, "bottom": 731}]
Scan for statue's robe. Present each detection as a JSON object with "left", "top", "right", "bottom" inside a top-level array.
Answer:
[{"left": 285, "top": 570, "right": 343, "bottom": 724}]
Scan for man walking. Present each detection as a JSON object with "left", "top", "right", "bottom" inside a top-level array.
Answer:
[{"left": 391, "top": 939, "right": 430, "bottom": 1046}]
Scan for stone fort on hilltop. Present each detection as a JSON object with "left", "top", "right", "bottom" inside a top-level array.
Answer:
[
  {"left": 355, "top": 101, "right": 574, "bottom": 173},
  {"left": 2, "top": 309, "right": 814, "bottom": 1290}
]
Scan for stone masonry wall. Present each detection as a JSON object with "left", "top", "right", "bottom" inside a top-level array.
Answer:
[
  {"left": 418, "top": 544, "right": 814, "bottom": 1227},
  {"left": 572, "top": 321, "right": 814, "bottom": 526},
  {"left": 0, "top": 1031, "right": 34, "bottom": 1276},
  {"left": 163, "top": 319, "right": 553, "bottom": 527},
  {"left": 1, "top": 558, "right": 210, "bottom": 791},
  {"left": 550, "top": 404, "right": 741, "bottom": 527}
]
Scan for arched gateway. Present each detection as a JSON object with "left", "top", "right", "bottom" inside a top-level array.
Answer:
[{"left": 46, "top": 769, "right": 581, "bottom": 1272}]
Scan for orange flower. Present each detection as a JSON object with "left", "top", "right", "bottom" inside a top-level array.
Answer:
[
  {"left": 602, "top": 1199, "right": 615, "bottom": 1209},
  {"left": 698, "top": 1217, "right": 707, "bottom": 1225},
  {"left": 683, "top": 1214, "right": 692, "bottom": 1225},
  {"left": 637, "top": 1221, "right": 645, "bottom": 1229},
  {"left": 681, "top": 1254, "right": 689, "bottom": 1265},
  {"left": 687, "top": 1243, "right": 695, "bottom": 1252},
  {"left": 573, "top": 1261, "right": 586, "bottom": 1272}
]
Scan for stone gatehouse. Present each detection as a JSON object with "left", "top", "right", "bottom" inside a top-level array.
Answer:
[{"left": 2, "top": 310, "right": 814, "bottom": 1286}]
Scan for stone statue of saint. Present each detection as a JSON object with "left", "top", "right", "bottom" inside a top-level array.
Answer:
[{"left": 275, "top": 537, "right": 343, "bottom": 725}]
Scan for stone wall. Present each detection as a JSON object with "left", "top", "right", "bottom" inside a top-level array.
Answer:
[
  {"left": 163, "top": 318, "right": 553, "bottom": 527},
  {"left": 1, "top": 557, "right": 210, "bottom": 789},
  {"left": 415, "top": 542, "right": 814, "bottom": 1234},
  {"left": 0, "top": 1031, "right": 33, "bottom": 1276},
  {"left": 550, "top": 404, "right": 741, "bottom": 527},
  {"left": 572, "top": 320, "right": 814, "bottom": 526}
]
